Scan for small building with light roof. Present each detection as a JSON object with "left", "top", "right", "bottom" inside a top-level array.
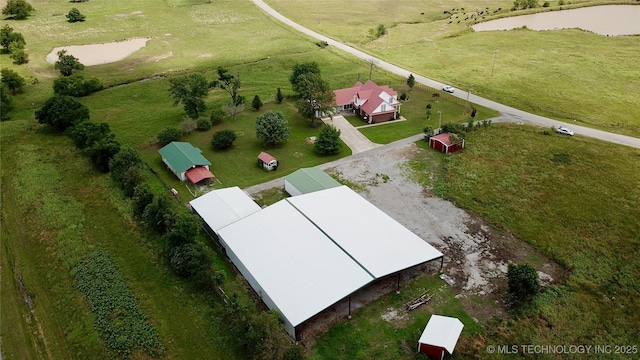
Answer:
[
  {"left": 284, "top": 167, "right": 341, "bottom": 196},
  {"left": 418, "top": 315, "right": 464, "bottom": 359}
]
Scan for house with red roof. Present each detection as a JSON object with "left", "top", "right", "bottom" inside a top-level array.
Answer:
[{"left": 334, "top": 80, "right": 401, "bottom": 124}]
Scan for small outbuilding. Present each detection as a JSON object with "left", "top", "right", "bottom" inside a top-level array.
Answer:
[
  {"left": 257, "top": 152, "right": 278, "bottom": 171},
  {"left": 284, "top": 167, "right": 341, "bottom": 196},
  {"left": 158, "top": 142, "right": 215, "bottom": 184},
  {"left": 418, "top": 315, "right": 464, "bottom": 360},
  {"left": 429, "top": 133, "right": 465, "bottom": 154}
]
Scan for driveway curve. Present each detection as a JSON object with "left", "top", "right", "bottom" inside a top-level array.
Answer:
[{"left": 252, "top": 0, "right": 640, "bottom": 149}]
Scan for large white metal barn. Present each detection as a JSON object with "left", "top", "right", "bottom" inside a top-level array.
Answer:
[{"left": 192, "top": 185, "right": 444, "bottom": 339}]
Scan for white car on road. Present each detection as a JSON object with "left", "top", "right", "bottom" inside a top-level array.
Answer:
[
  {"left": 442, "top": 85, "right": 455, "bottom": 93},
  {"left": 556, "top": 126, "right": 574, "bottom": 136}
]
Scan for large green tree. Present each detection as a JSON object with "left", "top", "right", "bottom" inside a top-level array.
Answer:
[
  {"left": 1, "top": 68, "right": 25, "bottom": 94},
  {"left": 2, "top": 0, "right": 35, "bottom": 20},
  {"left": 212, "top": 66, "right": 241, "bottom": 107},
  {"left": 168, "top": 73, "right": 209, "bottom": 118},
  {"left": 0, "top": 24, "right": 25, "bottom": 52},
  {"left": 35, "top": 94, "right": 90, "bottom": 132},
  {"left": 289, "top": 61, "right": 321, "bottom": 96},
  {"left": 255, "top": 111, "right": 290, "bottom": 146},
  {"left": 54, "top": 50, "right": 84, "bottom": 76},
  {"left": 294, "top": 72, "right": 335, "bottom": 126}
]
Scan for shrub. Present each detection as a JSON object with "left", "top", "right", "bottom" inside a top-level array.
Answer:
[
  {"left": 315, "top": 40, "right": 328, "bottom": 48},
  {"left": 69, "top": 122, "right": 113, "bottom": 149},
  {"left": 275, "top": 87, "right": 283, "bottom": 104},
  {"left": 180, "top": 116, "right": 197, "bottom": 134},
  {"left": 0, "top": 84, "right": 12, "bottom": 120},
  {"left": 1, "top": 0, "right": 35, "bottom": 20},
  {"left": 157, "top": 128, "right": 181, "bottom": 145},
  {"left": 66, "top": 8, "right": 86, "bottom": 23},
  {"left": 212, "top": 130, "right": 237, "bottom": 150},
  {"left": 169, "top": 243, "right": 210, "bottom": 278},
  {"left": 196, "top": 118, "right": 212, "bottom": 131},
  {"left": 132, "top": 184, "right": 154, "bottom": 216},
  {"left": 399, "top": 92, "right": 408, "bottom": 101},
  {"left": 165, "top": 212, "right": 201, "bottom": 248},
  {"left": 251, "top": 94, "right": 263, "bottom": 111},
  {"left": 369, "top": 24, "right": 386, "bottom": 39},
  {"left": 87, "top": 138, "right": 121, "bottom": 173},
  {"left": 109, "top": 146, "right": 143, "bottom": 186},
  {"left": 8, "top": 44, "right": 27, "bottom": 64},
  {"left": 1, "top": 68, "right": 25, "bottom": 94},
  {"left": 543, "top": 1, "right": 550, "bottom": 7},
  {"left": 53, "top": 75, "right": 104, "bottom": 97},
  {"left": 423, "top": 126, "right": 434, "bottom": 139},
  {"left": 314, "top": 124, "right": 342, "bottom": 155},
  {"left": 210, "top": 109, "right": 225, "bottom": 125},
  {"left": 507, "top": 263, "right": 541, "bottom": 301},
  {"left": 0, "top": 24, "right": 25, "bottom": 53}
]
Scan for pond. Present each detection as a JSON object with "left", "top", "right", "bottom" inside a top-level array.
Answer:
[
  {"left": 472, "top": 5, "right": 640, "bottom": 36},
  {"left": 45, "top": 38, "right": 150, "bottom": 66}
]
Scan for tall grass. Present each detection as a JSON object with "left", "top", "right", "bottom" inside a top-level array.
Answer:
[{"left": 442, "top": 124, "right": 640, "bottom": 354}]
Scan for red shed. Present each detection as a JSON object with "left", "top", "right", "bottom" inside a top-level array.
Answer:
[
  {"left": 429, "top": 132, "right": 465, "bottom": 154},
  {"left": 418, "top": 315, "right": 464, "bottom": 360}
]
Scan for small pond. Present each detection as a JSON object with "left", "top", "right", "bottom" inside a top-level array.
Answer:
[
  {"left": 472, "top": 5, "right": 640, "bottom": 36},
  {"left": 46, "top": 38, "right": 150, "bottom": 66}
]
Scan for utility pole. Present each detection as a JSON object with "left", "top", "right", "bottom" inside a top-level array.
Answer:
[
  {"left": 438, "top": 111, "right": 442, "bottom": 132},
  {"left": 491, "top": 50, "right": 499, "bottom": 76},
  {"left": 464, "top": 89, "right": 471, "bottom": 116}
]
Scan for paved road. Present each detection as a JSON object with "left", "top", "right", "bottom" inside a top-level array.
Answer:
[{"left": 252, "top": 0, "right": 640, "bottom": 149}]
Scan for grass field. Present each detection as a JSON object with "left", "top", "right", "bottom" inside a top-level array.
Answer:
[
  {"left": 264, "top": 0, "right": 640, "bottom": 137},
  {"left": 440, "top": 124, "right": 640, "bottom": 357},
  {"left": 1, "top": 0, "right": 639, "bottom": 359}
]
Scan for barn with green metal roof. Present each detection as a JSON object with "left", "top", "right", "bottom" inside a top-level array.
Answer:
[
  {"left": 158, "top": 142, "right": 214, "bottom": 184},
  {"left": 284, "top": 167, "right": 341, "bottom": 196}
]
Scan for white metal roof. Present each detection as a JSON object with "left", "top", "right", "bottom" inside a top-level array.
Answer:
[
  {"left": 189, "top": 187, "right": 261, "bottom": 231},
  {"left": 418, "top": 315, "right": 464, "bottom": 354},
  {"left": 287, "top": 186, "right": 444, "bottom": 278},
  {"left": 217, "top": 200, "right": 374, "bottom": 327}
]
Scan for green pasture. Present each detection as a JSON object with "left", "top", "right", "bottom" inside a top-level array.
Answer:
[
  {"left": 265, "top": 0, "right": 640, "bottom": 137},
  {"left": 441, "top": 124, "right": 640, "bottom": 355}
]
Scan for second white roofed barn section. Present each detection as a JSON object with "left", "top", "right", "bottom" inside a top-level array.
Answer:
[{"left": 211, "top": 185, "right": 443, "bottom": 340}]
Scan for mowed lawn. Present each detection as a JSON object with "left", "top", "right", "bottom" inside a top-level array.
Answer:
[{"left": 265, "top": 0, "right": 640, "bottom": 137}]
